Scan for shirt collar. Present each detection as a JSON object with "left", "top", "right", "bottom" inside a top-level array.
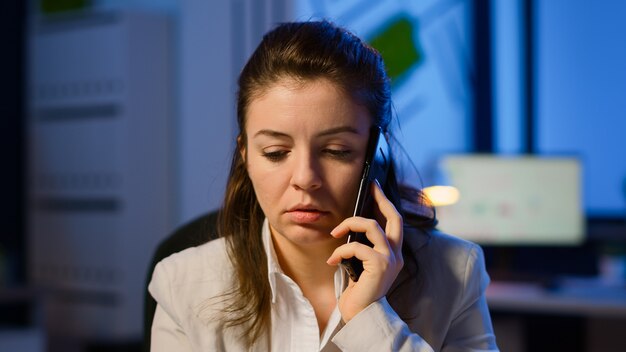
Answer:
[
  {"left": 261, "top": 218, "right": 347, "bottom": 304},
  {"left": 262, "top": 218, "right": 282, "bottom": 303}
]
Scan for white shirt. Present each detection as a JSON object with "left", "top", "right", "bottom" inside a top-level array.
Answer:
[{"left": 263, "top": 220, "right": 347, "bottom": 351}]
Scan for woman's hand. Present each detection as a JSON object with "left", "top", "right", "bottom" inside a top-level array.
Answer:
[{"left": 326, "top": 180, "right": 404, "bottom": 323}]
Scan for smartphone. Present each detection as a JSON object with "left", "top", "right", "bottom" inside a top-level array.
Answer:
[{"left": 341, "top": 126, "right": 391, "bottom": 282}]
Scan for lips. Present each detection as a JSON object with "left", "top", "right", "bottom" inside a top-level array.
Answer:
[{"left": 285, "top": 205, "right": 329, "bottom": 223}]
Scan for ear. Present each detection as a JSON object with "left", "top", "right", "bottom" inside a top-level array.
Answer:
[{"left": 237, "top": 135, "right": 246, "bottom": 164}]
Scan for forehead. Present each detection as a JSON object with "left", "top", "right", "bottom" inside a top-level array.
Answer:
[{"left": 245, "top": 78, "right": 372, "bottom": 135}]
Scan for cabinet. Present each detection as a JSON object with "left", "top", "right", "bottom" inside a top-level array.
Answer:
[{"left": 27, "top": 11, "right": 171, "bottom": 341}]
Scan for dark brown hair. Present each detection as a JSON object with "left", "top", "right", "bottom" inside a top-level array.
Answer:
[{"left": 216, "top": 20, "right": 435, "bottom": 347}]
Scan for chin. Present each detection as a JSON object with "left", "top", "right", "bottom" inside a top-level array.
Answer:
[{"left": 273, "top": 221, "right": 340, "bottom": 246}]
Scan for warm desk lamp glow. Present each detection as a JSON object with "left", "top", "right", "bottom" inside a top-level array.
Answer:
[{"left": 423, "top": 185, "right": 460, "bottom": 207}]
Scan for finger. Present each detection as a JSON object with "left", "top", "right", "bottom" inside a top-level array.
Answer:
[
  {"left": 331, "top": 217, "right": 390, "bottom": 253},
  {"left": 326, "top": 242, "right": 385, "bottom": 267},
  {"left": 371, "top": 180, "right": 403, "bottom": 253}
]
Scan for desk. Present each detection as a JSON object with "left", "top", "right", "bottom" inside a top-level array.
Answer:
[
  {"left": 486, "top": 280, "right": 626, "bottom": 318},
  {"left": 486, "top": 279, "right": 626, "bottom": 352}
]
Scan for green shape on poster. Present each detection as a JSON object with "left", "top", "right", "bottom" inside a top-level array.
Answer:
[
  {"left": 40, "top": 0, "right": 91, "bottom": 14},
  {"left": 369, "top": 17, "right": 422, "bottom": 83}
]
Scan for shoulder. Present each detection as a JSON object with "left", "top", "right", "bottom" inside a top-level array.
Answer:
[
  {"left": 405, "top": 226, "right": 484, "bottom": 267},
  {"left": 428, "top": 229, "right": 484, "bottom": 266},
  {"left": 148, "top": 238, "right": 234, "bottom": 320},
  {"left": 393, "top": 227, "right": 490, "bottom": 320},
  {"left": 153, "top": 237, "right": 232, "bottom": 282},
  {"left": 403, "top": 227, "right": 488, "bottom": 294}
]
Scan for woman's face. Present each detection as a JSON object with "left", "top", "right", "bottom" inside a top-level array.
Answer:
[{"left": 243, "top": 78, "right": 372, "bottom": 250}]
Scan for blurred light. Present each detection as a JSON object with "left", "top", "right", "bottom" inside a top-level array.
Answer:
[{"left": 423, "top": 185, "right": 460, "bottom": 206}]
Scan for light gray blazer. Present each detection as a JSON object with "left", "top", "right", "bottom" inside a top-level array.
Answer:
[{"left": 149, "top": 226, "right": 498, "bottom": 351}]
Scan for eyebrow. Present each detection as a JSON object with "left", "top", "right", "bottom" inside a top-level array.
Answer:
[
  {"left": 253, "top": 129, "right": 291, "bottom": 139},
  {"left": 317, "top": 126, "right": 360, "bottom": 137},
  {"left": 253, "top": 126, "right": 361, "bottom": 139}
]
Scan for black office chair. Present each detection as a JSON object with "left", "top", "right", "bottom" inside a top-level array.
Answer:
[{"left": 142, "top": 210, "right": 220, "bottom": 352}]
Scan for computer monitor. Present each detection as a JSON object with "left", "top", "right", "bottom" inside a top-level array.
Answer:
[{"left": 435, "top": 155, "right": 584, "bottom": 246}]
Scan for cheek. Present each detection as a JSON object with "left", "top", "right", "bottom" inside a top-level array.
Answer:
[
  {"left": 247, "top": 166, "right": 267, "bottom": 197},
  {"left": 247, "top": 158, "right": 286, "bottom": 208},
  {"left": 323, "top": 162, "right": 363, "bottom": 204}
]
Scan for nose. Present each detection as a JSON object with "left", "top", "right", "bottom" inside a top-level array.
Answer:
[{"left": 290, "top": 151, "right": 322, "bottom": 191}]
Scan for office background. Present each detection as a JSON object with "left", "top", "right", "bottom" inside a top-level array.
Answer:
[{"left": 1, "top": 0, "right": 625, "bottom": 351}]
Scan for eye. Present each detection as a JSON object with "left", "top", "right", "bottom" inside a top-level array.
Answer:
[
  {"left": 262, "top": 150, "right": 289, "bottom": 162},
  {"left": 323, "top": 148, "right": 352, "bottom": 160}
]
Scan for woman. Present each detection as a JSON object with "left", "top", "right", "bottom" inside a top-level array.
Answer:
[{"left": 149, "top": 21, "right": 498, "bottom": 351}]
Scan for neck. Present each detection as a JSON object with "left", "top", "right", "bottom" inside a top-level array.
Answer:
[
  {"left": 269, "top": 230, "right": 342, "bottom": 336},
  {"left": 270, "top": 235, "right": 341, "bottom": 288}
]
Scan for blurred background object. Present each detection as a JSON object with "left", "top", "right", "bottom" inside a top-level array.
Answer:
[
  {"left": 27, "top": 8, "right": 171, "bottom": 349},
  {"left": 435, "top": 155, "right": 584, "bottom": 246}
]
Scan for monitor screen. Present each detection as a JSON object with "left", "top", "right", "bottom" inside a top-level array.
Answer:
[{"left": 435, "top": 155, "right": 584, "bottom": 245}]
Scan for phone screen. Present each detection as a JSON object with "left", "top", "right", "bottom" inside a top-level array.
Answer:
[{"left": 341, "top": 126, "right": 391, "bottom": 281}]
